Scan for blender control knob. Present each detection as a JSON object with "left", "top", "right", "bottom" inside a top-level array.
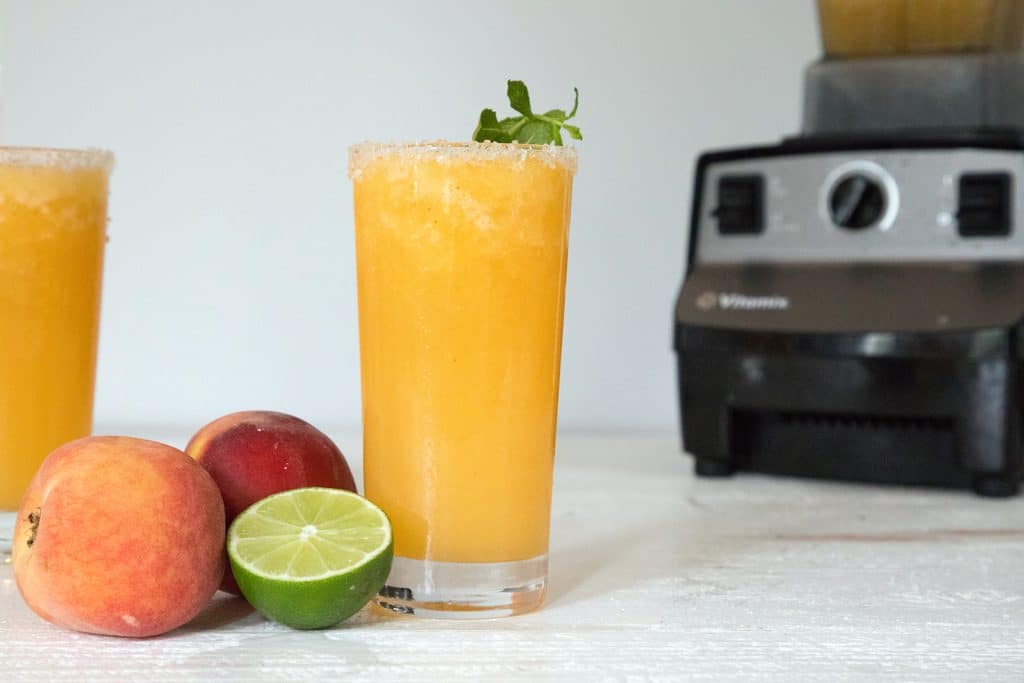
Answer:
[{"left": 828, "top": 174, "right": 886, "bottom": 230}]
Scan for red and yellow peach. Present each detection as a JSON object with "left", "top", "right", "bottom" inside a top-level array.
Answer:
[{"left": 13, "top": 436, "right": 225, "bottom": 638}]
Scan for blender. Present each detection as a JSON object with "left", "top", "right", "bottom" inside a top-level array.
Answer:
[{"left": 673, "top": 0, "right": 1024, "bottom": 496}]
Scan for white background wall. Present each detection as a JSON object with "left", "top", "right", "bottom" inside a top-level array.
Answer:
[{"left": 0, "top": 1, "right": 819, "bottom": 433}]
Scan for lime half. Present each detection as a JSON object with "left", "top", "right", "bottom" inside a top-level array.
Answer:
[{"left": 227, "top": 487, "right": 393, "bottom": 629}]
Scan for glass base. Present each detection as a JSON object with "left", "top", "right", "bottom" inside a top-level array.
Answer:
[
  {"left": 375, "top": 554, "right": 547, "bottom": 619},
  {"left": 1, "top": 511, "right": 15, "bottom": 561}
]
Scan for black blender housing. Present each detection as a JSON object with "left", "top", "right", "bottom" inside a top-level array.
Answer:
[{"left": 674, "top": 53, "right": 1024, "bottom": 497}]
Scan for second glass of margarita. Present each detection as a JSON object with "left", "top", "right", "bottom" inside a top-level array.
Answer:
[
  {"left": 349, "top": 141, "right": 576, "bottom": 617},
  {"left": 0, "top": 148, "right": 112, "bottom": 555}
]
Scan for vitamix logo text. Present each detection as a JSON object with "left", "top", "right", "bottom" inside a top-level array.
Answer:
[{"left": 696, "top": 291, "right": 790, "bottom": 312}]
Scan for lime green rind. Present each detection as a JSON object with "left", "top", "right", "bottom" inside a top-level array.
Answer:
[{"left": 230, "top": 537, "right": 394, "bottom": 630}]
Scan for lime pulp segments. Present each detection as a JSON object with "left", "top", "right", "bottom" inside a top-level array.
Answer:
[{"left": 227, "top": 487, "right": 393, "bottom": 629}]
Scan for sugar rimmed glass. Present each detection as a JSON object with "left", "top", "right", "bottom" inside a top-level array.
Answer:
[{"left": 349, "top": 141, "right": 576, "bottom": 617}]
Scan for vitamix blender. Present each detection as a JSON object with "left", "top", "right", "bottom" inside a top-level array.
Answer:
[{"left": 674, "top": 0, "right": 1024, "bottom": 497}]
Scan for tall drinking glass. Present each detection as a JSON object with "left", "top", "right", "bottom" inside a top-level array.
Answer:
[
  {"left": 349, "top": 142, "right": 576, "bottom": 617},
  {"left": 0, "top": 148, "right": 112, "bottom": 558}
]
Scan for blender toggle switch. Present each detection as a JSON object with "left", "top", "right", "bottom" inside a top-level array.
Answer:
[
  {"left": 714, "top": 175, "right": 764, "bottom": 235},
  {"left": 958, "top": 172, "right": 1012, "bottom": 237}
]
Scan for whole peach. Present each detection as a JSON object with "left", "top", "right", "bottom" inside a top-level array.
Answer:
[
  {"left": 13, "top": 436, "right": 225, "bottom": 638},
  {"left": 186, "top": 410, "right": 356, "bottom": 593}
]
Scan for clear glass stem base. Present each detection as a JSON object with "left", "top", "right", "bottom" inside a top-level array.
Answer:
[{"left": 375, "top": 554, "right": 547, "bottom": 619}]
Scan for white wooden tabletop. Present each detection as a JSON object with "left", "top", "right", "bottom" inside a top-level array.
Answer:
[{"left": 2, "top": 430, "right": 1024, "bottom": 681}]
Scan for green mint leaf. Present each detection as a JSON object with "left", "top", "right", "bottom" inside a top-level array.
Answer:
[
  {"left": 507, "top": 80, "right": 532, "bottom": 116},
  {"left": 499, "top": 116, "right": 526, "bottom": 137},
  {"left": 515, "top": 119, "right": 556, "bottom": 144},
  {"left": 473, "top": 108, "right": 507, "bottom": 142},
  {"left": 473, "top": 81, "right": 581, "bottom": 145}
]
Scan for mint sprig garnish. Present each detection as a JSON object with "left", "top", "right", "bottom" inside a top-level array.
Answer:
[{"left": 473, "top": 80, "right": 582, "bottom": 146}]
